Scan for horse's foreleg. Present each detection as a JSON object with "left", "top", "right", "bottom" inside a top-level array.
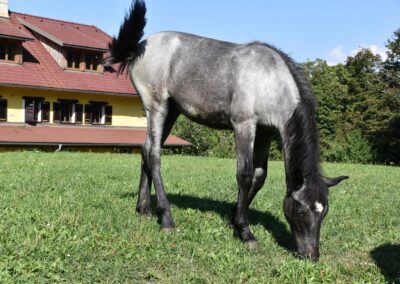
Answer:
[
  {"left": 233, "top": 121, "right": 257, "bottom": 244},
  {"left": 247, "top": 132, "right": 272, "bottom": 206},
  {"left": 230, "top": 130, "right": 271, "bottom": 227}
]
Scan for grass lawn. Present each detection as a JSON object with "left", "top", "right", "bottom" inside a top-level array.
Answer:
[{"left": 0, "top": 152, "right": 399, "bottom": 283}]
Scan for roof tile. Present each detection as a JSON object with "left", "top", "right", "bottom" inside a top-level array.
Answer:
[{"left": 0, "top": 17, "right": 33, "bottom": 40}]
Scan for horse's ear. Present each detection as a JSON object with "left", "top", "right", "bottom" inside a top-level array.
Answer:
[{"left": 323, "top": 176, "right": 349, "bottom": 188}]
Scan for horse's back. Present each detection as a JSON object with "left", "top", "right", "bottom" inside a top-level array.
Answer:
[{"left": 131, "top": 32, "right": 300, "bottom": 130}]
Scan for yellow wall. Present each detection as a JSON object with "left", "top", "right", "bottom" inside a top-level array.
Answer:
[{"left": 0, "top": 86, "right": 147, "bottom": 127}]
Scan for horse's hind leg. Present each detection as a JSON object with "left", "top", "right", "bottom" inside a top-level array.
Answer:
[
  {"left": 140, "top": 100, "right": 179, "bottom": 230},
  {"left": 233, "top": 120, "right": 257, "bottom": 244},
  {"left": 136, "top": 137, "right": 152, "bottom": 215},
  {"left": 136, "top": 103, "right": 179, "bottom": 216}
]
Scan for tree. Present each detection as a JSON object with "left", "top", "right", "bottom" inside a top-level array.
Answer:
[
  {"left": 384, "top": 28, "right": 400, "bottom": 89},
  {"left": 301, "top": 60, "right": 350, "bottom": 157},
  {"left": 378, "top": 28, "right": 400, "bottom": 163}
]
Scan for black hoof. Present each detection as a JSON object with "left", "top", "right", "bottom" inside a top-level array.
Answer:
[
  {"left": 160, "top": 226, "right": 175, "bottom": 233},
  {"left": 245, "top": 240, "right": 258, "bottom": 249},
  {"left": 136, "top": 206, "right": 152, "bottom": 216}
]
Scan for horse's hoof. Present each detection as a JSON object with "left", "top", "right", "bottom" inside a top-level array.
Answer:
[
  {"left": 136, "top": 207, "right": 152, "bottom": 216},
  {"left": 245, "top": 240, "right": 258, "bottom": 249},
  {"left": 160, "top": 227, "right": 175, "bottom": 233}
]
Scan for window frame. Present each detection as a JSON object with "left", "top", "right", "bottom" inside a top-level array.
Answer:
[
  {"left": 84, "top": 102, "right": 112, "bottom": 126},
  {"left": 66, "top": 48, "right": 103, "bottom": 73},
  {"left": 53, "top": 100, "right": 83, "bottom": 125},
  {"left": 23, "top": 97, "right": 49, "bottom": 124},
  {"left": 0, "top": 39, "right": 22, "bottom": 64}
]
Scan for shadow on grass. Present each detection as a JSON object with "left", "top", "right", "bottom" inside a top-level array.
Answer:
[
  {"left": 370, "top": 243, "right": 400, "bottom": 284},
  {"left": 120, "top": 192, "right": 294, "bottom": 252}
]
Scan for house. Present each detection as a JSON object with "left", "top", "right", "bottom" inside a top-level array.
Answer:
[{"left": 0, "top": 0, "right": 188, "bottom": 152}]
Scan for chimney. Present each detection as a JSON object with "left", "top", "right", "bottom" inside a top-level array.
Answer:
[{"left": 0, "top": 0, "right": 9, "bottom": 18}]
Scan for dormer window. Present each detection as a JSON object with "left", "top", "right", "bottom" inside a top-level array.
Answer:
[
  {"left": 66, "top": 48, "right": 103, "bottom": 73},
  {"left": 67, "top": 50, "right": 81, "bottom": 69},
  {"left": 0, "top": 39, "right": 23, "bottom": 64},
  {"left": 85, "top": 52, "right": 101, "bottom": 71}
]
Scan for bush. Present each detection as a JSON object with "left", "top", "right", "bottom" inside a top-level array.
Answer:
[
  {"left": 323, "top": 131, "right": 374, "bottom": 164},
  {"left": 169, "top": 116, "right": 284, "bottom": 160},
  {"left": 169, "top": 116, "right": 235, "bottom": 158}
]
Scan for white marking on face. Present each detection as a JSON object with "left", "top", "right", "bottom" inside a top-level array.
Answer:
[{"left": 315, "top": 202, "right": 324, "bottom": 213}]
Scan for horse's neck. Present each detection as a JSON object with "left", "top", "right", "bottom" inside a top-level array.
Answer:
[{"left": 282, "top": 105, "right": 322, "bottom": 192}]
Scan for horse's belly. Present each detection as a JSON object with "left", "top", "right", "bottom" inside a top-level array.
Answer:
[{"left": 174, "top": 99, "right": 232, "bottom": 129}]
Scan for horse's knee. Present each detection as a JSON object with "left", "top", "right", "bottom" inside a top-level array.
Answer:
[{"left": 253, "top": 168, "right": 267, "bottom": 190}]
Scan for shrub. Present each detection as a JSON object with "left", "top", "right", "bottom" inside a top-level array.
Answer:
[{"left": 323, "top": 131, "right": 374, "bottom": 164}]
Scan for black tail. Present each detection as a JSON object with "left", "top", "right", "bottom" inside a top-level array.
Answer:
[{"left": 107, "top": 0, "right": 147, "bottom": 75}]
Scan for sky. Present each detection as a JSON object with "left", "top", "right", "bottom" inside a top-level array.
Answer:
[{"left": 9, "top": 0, "right": 400, "bottom": 65}]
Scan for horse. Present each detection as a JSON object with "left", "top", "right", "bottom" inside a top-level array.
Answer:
[{"left": 107, "top": 0, "right": 348, "bottom": 261}]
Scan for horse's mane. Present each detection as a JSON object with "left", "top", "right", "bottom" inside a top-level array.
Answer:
[{"left": 248, "top": 41, "right": 326, "bottom": 202}]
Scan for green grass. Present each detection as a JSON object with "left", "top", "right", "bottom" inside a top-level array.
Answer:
[{"left": 0, "top": 152, "right": 399, "bottom": 283}]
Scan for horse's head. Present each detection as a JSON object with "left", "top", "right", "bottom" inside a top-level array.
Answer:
[{"left": 283, "top": 175, "right": 348, "bottom": 261}]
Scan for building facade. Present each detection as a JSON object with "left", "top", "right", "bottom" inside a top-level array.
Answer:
[{"left": 0, "top": 1, "right": 188, "bottom": 151}]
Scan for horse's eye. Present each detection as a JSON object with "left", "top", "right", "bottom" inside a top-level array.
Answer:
[{"left": 297, "top": 208, "right": 306, "bottom": 217}]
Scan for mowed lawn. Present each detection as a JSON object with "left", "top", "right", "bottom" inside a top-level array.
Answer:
[{"left": 0, "top": 152, "right": 399, "bottom": 283}]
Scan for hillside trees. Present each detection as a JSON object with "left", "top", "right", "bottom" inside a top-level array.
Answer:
[{"left": 378, "top": 28, "right": 400, "bottom": 163}]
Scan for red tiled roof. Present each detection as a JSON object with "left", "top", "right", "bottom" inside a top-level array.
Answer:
[
  {"left": 0, "top": 17, "right": 33, "bottom": 40},
  {"left": 0, "top": 12, "right": 136, "bottom": 96},
  {"left": 17, "top": 13, "right": 107, "bottom": 50},
  {"left": 0, "top": 124, "right": 190, "bottom": 146}
]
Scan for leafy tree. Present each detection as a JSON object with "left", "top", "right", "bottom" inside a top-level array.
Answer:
[
  {"left": 378, "top": 28, "right": 400, "bottom": 163},
  {"left": 384, "top": 28, "right": 400, "bottom": 89},
  {"left": 301, "top": 60, "right": 349, "bottom": 157}
]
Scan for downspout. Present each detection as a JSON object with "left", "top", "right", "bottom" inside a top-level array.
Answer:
[{"left": 55, "top": 144, "right": 63, "bottom": 152}]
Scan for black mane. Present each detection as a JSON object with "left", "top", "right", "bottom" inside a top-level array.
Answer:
[{"left": 249, "top": 41, "right": 326, "bottom": 201}]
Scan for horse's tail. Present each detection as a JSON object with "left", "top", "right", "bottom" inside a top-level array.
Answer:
[{"left": 107, "top": 0, "right": 147, "bottom": 75}]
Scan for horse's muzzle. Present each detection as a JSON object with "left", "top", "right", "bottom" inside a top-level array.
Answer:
[
  {"left": 294, "top": 235, "right": 320, "bottom": 261},
  {"left": 297, "top": 246, "right": 320, "bottom": 262}
]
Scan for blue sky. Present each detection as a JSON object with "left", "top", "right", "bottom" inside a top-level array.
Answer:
[{"left": 10, "top": 0, "right": 400, "bottom": 64}]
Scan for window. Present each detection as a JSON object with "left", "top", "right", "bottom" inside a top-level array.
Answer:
[
  {"left": 85, "top": 52, "right": 101, "bottom": 71},
  {"left": 66, "top": 48, "right": 103, "bottom": 72},
  {"left": 0, "top": 99, "right": 7, "bottom": 121},
  {"left": 53, "top": 100, "right": 83, "bottom": 124},
  {"left": 42, "top": 101, "right": 50, "bottom": 122},
  {"left": 0, "top": 40, "right": 21, "bottom": 64},
  {"left": 67, "top": 50, "right": 81, "bottom": 69},
  {"left": 84, "top": 102, "right": 112, "bottom": 125},
  {"left": 24, "top": 97, "right": 49, "bottom": 124}
]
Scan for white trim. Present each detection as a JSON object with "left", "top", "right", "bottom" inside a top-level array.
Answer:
[
  {"left": 71, "top": 104, "right": 76, "bottom": 123},
  {"left": 37, "top": 101, "right": 42, "bottom": 122},
  {"left": 101, "top": 105, "right": 105, "bottom": 124},
  {"left": 22, "top": 99, "right": 25, "bottom": 122}
]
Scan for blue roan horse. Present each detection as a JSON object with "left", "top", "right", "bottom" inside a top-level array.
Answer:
[{"left": 108, "top": 0, "right": 348, "bottom": 260}]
